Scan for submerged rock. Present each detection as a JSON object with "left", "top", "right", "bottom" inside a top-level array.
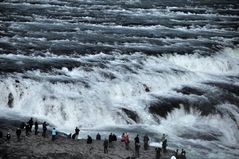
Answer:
[{"left": 7, "top": 93, "right": 14, "bottom": 108}]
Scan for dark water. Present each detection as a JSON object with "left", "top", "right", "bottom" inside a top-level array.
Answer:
[{"left": 0, "top": 0, "right": 239, "bottom": 159}]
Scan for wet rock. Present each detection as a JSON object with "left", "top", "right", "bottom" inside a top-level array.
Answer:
[
  {"left": 7, "top": 93, "right": 14, "bottom": 108},
  {"left": 175, "top": 86, "right": 205, "bottom": 96},
  {"left": 148, "top": 97, "right": 217, "bottom": 118},
  {"left": 205, "top": 82, "right": 239, "bottom": 96},
  {"left": 179, "top": 132, "right": 220, "bottom": 141},
  {"left": 148, "top": 98, "right": 183, "bottom": 118},
  {"left": 121, "top": 108, "right": 140, "bottom": 123},
  {"left": 143, "top": 84, "right": 150, "bottom": 92}
]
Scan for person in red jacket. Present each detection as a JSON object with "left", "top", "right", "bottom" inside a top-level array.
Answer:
[{"left": 124, "top": 132, "right": 129, "bottom": 150}]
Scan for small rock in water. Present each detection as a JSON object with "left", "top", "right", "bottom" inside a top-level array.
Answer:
[{"left": 8, "top": 93, "right": 14, "bottom": 108}]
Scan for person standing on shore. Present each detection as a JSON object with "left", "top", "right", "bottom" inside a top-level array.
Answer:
[
  {"left": 162, "top": 139, "right": 168, "bottom": 153},
  {"left": 51, "top": 128, "right": 57, "bottom": 141},
  {"left": 134, "top": 134, "right": 140, "bottom": 157},
  {"left": 109, "top": 133, "right": 113, "bottom": 148},
  {"left": 143, "top": 134, "right": 149, "bottom": 150},
  {"left": 25, "top": 123, "right": 30, "bottom": 136},
  {"left": 34, "top": 121, "right": 38, "bottom": 135},
  {"left": 42, "top": 121, "right": 47, "bottom": 137},
  {"left": 121, "top": 133, "right": 125, "bottom": 142},
  {"left": 175, "top": 149, "right": 179, "bottom": 159},
  {"left": 96, "top": 133, "right": 101, "bottom": 140},
  {"left": 124, "top": 132, "right": 130, "bottom": 150},
  {"left": 28, "top": 118, "right": 33, "bottom": 132},
  {"left": 103, "top": 138, "right": 108, "bottom": 153},
  {"left": 16, "top": 128, "right": 21, "bottom": 141},
  {"left": 87, "top": 135, "right": 93, "bottom": 144},
  {"left": 75, "top": 127, "right": 80, "bottom": 139},
  {"left": 181, "top": 149, "right": 186, "bottom": 159},
  {"left": 134, "top": 134, "right": 139, "bottom": 144},
  {"left": 161, "top": 134, "right": 167, "bottom": 153},
  {"left": 108, "top": 133, "right": 113, "bottom": 148}
]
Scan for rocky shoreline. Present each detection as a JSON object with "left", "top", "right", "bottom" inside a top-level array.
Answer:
[{"left": 0, "top": 118, "right": 174, "bottom": 159}]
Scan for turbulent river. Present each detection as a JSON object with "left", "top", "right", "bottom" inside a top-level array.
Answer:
[{"left": 0, "top": 0, "right": 239, "bottom": 158}]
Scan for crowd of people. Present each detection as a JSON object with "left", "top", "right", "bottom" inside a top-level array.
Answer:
[{"left": 0, "top": 118, "right": 187, "bottom": 159}]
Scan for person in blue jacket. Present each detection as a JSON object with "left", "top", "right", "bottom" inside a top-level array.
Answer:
[{"left": 52, "top": 128, "right": 57, "bottom": 141}]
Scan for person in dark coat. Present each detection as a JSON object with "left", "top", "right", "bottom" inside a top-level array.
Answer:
[
  {"left": 181, "top": 149, "right": 186, "bottom": 159},
  {"left": 75, "top": 127, "right": 80, "bottom": 139},
  {"left": 42, "top": 121, "right": 47, "bottom": 137},
  {"left": 103, "top": 138, "right": 108, "bottom": 153},
  {"left": 143, "top": 134, "right": 149, "bottom": 150},
  {"left": 25, "top": 123, "right": 30, "bottom": 136},
  {"left": 108, "top": 133, "right": 113, "bottom": 147},
  {"left": 121, "top": 133, "right": 125, "bottom": 142},
  {"left": 16, "top": 128, "right": 21, "bottom": 141},
  {"left": 28, "top": 118, "right": 33, "bottom": 132},
  {"left": 175, "top": 149, "right": 179, "bottom": 159},
  {"left": 96, "top": 133, "right": 101, "bottom": 140},
  {"left": 34, "top": 121, "right": 38, "bottom": 135},
  {"left": 162, "top": 139, "right": 167, "bottom": 153},
  {"left": 134, "top": 134, "right": 140, "bottom": 144},
  {"left": 87, "top": 135, "right": 92, "bottom": 144},
  {"left": 155, "top": 147, "right": 161, "bottom": 159},
  {"left": 134, "top": 134, "right": 140, "bottom": 157},
  {"left": 6, "top": 132, "right": 11, "bottom": 142}
]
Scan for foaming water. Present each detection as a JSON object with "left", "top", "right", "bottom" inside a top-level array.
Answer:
[
  {"left": 158, "top": 107, "right": 239, "bottom": 159},
  {"left": 163, "top": 48, "right": 239, "bottom": 75}
]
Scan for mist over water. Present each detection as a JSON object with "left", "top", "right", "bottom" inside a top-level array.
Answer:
[{"left": 0, "top": 0, "right": 239, "bottom": 159}]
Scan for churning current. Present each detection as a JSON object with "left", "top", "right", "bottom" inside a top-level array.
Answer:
[{"left": 0, "top": 0, "right": 239, "bottom": 159}]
